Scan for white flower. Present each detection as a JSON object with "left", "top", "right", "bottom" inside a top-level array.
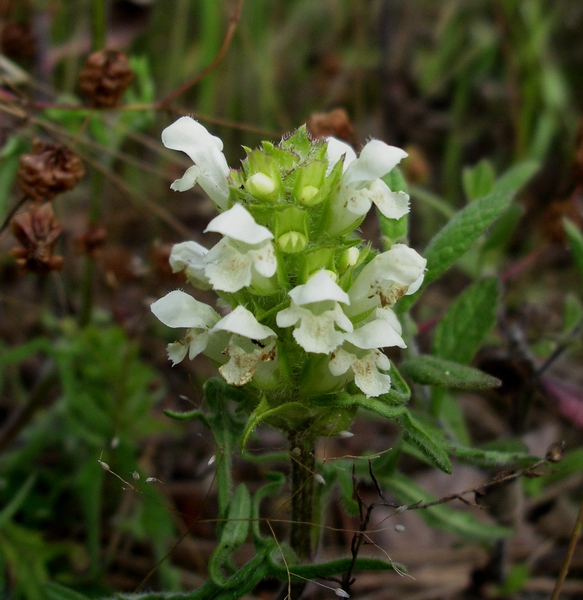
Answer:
[
  {"left": 204, "top": 204, "right": 277, "bottom": 293},
  {"left": 162, "top": 116, "right": 231, "bottom": 210},
  {"left": 210, "top": 305, "right": 277, "bottom": 386},
  {"left": 348, "top": 244, "right": 427, "bottom": 316},
  {"left": 329, "top": 347, "right": 392, "bottom": 398},
  {"left": 328, "top": 307, "right": 405, "bottom": 398},
  {"left": 326, "top": 137, "right": 410, "bottom": 235},
  {"left": 169, "top": 241, "right": 211, "bottom": 289},
  {"left": 150, "top": 290, "right": 220, "bottom": 365},
  {"left": 276, "top": 270, "right": 353, "bottom": 354},
  {"left": 343, "top": 306, "right": 406, "bottom": 350}
]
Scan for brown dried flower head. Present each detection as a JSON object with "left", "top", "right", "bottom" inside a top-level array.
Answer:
[
  {"left": 18, "top": 141, "right": 86, "bottom": 202},
  {"left": 10, "top": 203, "right": 64, "bottom": 274},
  {"left": 305, "top": 108, "right": 356, "bottom": 146},
  {"left": 79, "top": 49, "right": 134, "bottom": 108}
]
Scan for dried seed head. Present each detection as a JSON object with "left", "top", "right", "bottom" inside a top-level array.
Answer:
[
  {"left": 10, "top": 203, "right": 64, "bottom": 274},
  {"left": 18, "top": 141, "right": 86, "bottom": 201},
  {"left": 1, "top": 21, "right": 37, "bottom": 59},
  {"left": 79, "top": 49, "right": 134, "bottom": 108},
  {"left": 306, "top": 108, "right": 356, "bottom": 146}
]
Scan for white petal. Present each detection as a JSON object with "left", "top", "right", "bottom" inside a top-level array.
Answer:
[
  {"left": 151, "top": 290, "right": 219, "bottom": 329},
  {"left": 170, "top": 241, "right": 208, "bottom": 272},
  {"left": 167, "top": 341, "right": 188, "bottom": 365},
  {"left": 170, "top": 165, "right": 200, "bottom": 192},
  {"left": 374, "top": 306, "right": 403, "bottom": 334},
  {"left": 276, "top": 303, "right": 302, "bottom": 328},
  {"left": 249, "top": 243, "right": 277, "bottom": 278},
  {"left": 186, "top": 329, "right": 211, "bottom": 358},
  {"left": 211, "top": 305, "right": 275, "bottom": 340},
  {"left": 292, "top": 309, "right": 346, "bottom": 354},
  {"left": 368, "top": 180, "right": 410, "bottom": 220},
  {"left": 169, "top": 241, "right": 210, "bottom": 288},
  {"left": 205, "top": 203, "right": 273, "bottom": 244},
  {"left": 205, "top": 239, "right": 253, "bottom": 292},
  {"left": 349, "top": 244, "right": 427, "bottom": 308},
  {"left": 344, "top": 319, "right": 405, "bottom": 350},
  {"left": 289, "top": 270, "right": 350, "bottom": 306},
  {"left": 329, "top": 347, "right": 353, "bottom": 376},
  {"left": 162, "top": 116, "right": 230, "bottom": 209},
  {"left": 353, "top": 351, "right": 392, "bottom": 397},
  {"left": 344, "top": 140, "right": 407, "bottom": 188},
  {"left": 326, "top": 137, "right": 357, "bottom": 175}
]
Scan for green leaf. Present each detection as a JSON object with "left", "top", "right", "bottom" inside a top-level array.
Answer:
[
  {"left": 401, "top": 355, "right": 500, "bottom": 390},
  {"left": 311, "top": 391, "right": 407, "bottom": 422},
  {"left": 396, "top": 411, "right": 451, "bottom": 473},
  {"left": 422, "top": 188, "right": 514, "bottom": 287},
  {"left": 564, "top": 218, "right": 583, "bottom": 278},
  {"left": 492, "top": 160, "right": 540, "bottom": 195},
  {"left": 385, "top": 474, "right": 512, "bottom": 541},
  {"left": 251, "top": 473, "right": 285, "bottom": 545},
  {"left": 432, "top": 278, "right": 499, "bottom": 364},
  {"left": 202, "top": 379, "right": 248, "bottom": 527},
  {"left": 269, "top": 555, "right": 406, "bottom": 581},
  {"left": 462, "top": 159, "right": 495, "bottom": 200},
  {"left": 208, "top": 483, "right": 252, "bottom": 587},
  {"left": 446, "top": 443, "right": 538, "bottom": 470}
]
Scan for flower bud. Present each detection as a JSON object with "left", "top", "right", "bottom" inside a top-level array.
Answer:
[
  {"left": 277, "top": 231, "right": 308, "bottom": 254},
  {"left": 245, "top": 172, "right": 277, "bottom": 200},
  {"left": 298, "top": 185, "right": 319, "bottom": 205}
]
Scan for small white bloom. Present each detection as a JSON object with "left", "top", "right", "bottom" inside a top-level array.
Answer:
[
  {"left": 162, "top": 116, "right": 231, "bottom": 210},
  {"left": 150, "top": 290, "right": 220, "bottom": 365},
  {"left": 329, "top": 346, "right": 392, "bottom": 398},
  {"left": 210, "top": 305, "right": 276, "bottom": 340},
  {"left": 326, "top": 137, "right": 410, "bottom": 235},
  {"left": 343, "top": 307, "right": 406, "bottom": 350},
  {"left": 204, "top": 204, "right": 277, "bottom": 293},
  {"left": 169, "top": 241, "right": 211, "bottom": 289},
  {"left": 348, "top": 244, "right": 427, "bottom": 316},
  {"left": 210, "top": 306, "right": 277, "bottom": 386},
  {"left": 277, "top": 271, "right": 353, "bottom": 354}
]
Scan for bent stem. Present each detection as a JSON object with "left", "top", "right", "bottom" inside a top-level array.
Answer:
[{"left": 287, "top": 430, "right": 317, "bottom": 599}]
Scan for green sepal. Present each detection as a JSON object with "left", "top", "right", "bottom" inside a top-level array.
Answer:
[{"left": 400, "top": 355, "right": 501, "bottom": 390}]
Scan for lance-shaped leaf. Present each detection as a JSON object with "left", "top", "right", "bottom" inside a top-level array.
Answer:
[
  {"left": 422, "top": 189, "right": 513, "bottom": 286},
  {"left": 564, "top": 218, "right": 583, "bottom": 278},
  {"left": 432, "top": 278, "right": 499, "bottom": 364},
  {"left": 400, "top": 355, "right": 501, "bottom": 390},
  {"left": 396, "top": 410, "right": 452, "bottom": 473}
]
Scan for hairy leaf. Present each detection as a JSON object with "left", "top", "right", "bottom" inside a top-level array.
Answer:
[
  {"left": 401, "top": 355, "right": 501, "bottom": 389},
  {"left": 432, "top": 278, "right": 499, "bottom": 364}
]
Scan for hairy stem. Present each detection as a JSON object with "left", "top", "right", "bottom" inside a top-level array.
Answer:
[{"left": 286, "top": 430, "right": 316, "bottom": 599}]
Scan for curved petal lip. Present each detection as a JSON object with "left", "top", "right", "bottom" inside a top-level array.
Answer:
[
  {"left": 205, "top": 204, "right": 273, "bottom": 244},
  {"left": 289, "top": 271, "right": 350, "bottom": 305}
]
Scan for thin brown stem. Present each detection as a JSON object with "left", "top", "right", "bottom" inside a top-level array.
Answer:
[{"left": 551, "top": 497, "right": 583, "bottom": 600}]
